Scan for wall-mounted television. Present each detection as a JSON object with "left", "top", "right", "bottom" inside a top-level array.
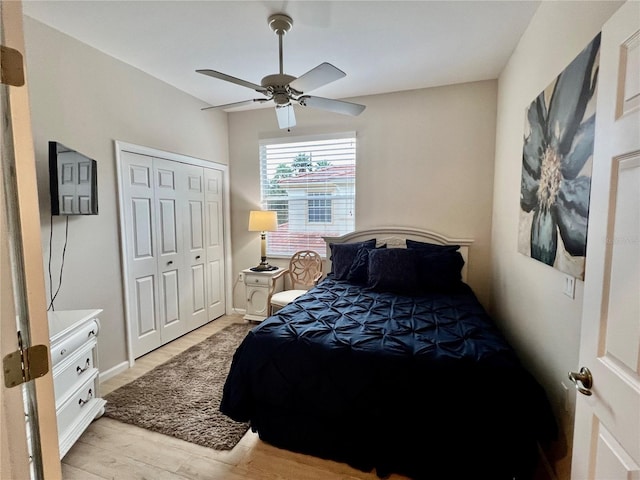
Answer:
[{"left": 49, "top": 141, "right": 98, "bottom": 215}]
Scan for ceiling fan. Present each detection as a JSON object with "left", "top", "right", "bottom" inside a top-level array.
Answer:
[{"left": 197, "top": 13, "right": 366, "bottom": 130}]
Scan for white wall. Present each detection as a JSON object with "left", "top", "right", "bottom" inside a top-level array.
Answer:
[
  {"left": 491, "top": 1, "right": 623, "bottom": 476},
  {"left": 228, "top": 80, "right": 498, "bottom": 310},
  {"left": 23, "top": 17, "right": 229, "bottom": 372}
]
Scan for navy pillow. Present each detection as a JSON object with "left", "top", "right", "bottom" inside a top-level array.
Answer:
[
  {"left": 367, "top": 248, "right": 465, "bottom": 294},
  {"left": 366, "top": 248, "right": 420, "bottom": 294},
  {"left": 417, "top": 250, "right": 465, "bottom": 291},
  {"left": 329, "top": 239, "right": 376, "bottom": 280},
  {"left": 346, "top": 244, "right": 387, "bottom": 284},
  {"left": 405, "top": 239, "right": 460, "bottom": 253}
]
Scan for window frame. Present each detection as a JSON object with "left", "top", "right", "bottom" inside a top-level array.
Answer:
[{"left": 258, "top": 132, "right": 357, "bottom": 258}]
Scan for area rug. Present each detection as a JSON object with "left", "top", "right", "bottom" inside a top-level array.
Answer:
[{"left": 104, "top": 322, "right": 255, "bottom": 450}]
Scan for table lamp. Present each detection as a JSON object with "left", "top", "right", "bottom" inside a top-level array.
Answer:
[{"left": 248, "top": 210, "right": 278, "bottom": 271}]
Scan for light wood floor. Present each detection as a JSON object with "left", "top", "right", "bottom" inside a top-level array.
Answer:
[{"left": 61, "top": 315, "right": 410, "bottom": 480}]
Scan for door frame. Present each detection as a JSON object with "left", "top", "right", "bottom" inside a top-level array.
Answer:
[
  {"left": 1, "top": 0, "right": 61, "bottom": 477},
  {"left": 114, "top": 141, "right": 232, "bottom": 366}
]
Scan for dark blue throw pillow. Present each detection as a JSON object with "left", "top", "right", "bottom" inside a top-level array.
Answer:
[
  {"left": 346, "top": 244, "right": 387, "bottom": 284},
  {"left": 329, "top": 239, "right": 376, "bottom": 280},
  {"left": 405, "top": 239, "right": 460, "bottom": 253},
  {"left": 367, "top": 248, "right": 465, "bottom": 294},
  {"left": 366, "top": 248, "right": 420, "bottom": 294}
]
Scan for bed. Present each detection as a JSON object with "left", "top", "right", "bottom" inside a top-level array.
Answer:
[{"left": 221, "top": 227, "right": 557, "bottom": 479}]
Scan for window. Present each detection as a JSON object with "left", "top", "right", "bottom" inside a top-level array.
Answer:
[
  {"left": 259, "top": 133, "right": 356, "bottom": 257},
  {"left": 308, "top": 193, "right": 331, "bottom": 223}
]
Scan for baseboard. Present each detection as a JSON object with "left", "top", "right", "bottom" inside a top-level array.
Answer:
[{"left": 99, "top": 361, "right": 129, "bottom": 384}]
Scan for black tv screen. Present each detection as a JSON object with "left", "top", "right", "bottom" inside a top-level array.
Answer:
[{"left": 49, "top": 141, "right": 98, "bottom": 215}]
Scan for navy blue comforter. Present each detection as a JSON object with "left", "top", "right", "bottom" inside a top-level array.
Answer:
[{"left": 221, "top": 277, "right": 556, "bottom": 479}]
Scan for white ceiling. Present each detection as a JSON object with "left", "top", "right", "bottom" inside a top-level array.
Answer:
[{"left": 22, "top": 1, "right": 540, "bottom": 110}]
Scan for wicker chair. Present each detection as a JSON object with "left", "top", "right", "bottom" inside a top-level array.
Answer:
[{"left": 268, "top": 250, "right": 323, "bottom": 315}]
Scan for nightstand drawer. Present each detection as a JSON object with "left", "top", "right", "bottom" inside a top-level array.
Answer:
[
  {"left": 50, "top": 319, "right": 99, "bottom": 367},
  {"left": 246, "top": 274, "right": 272, "bottom": 286}
]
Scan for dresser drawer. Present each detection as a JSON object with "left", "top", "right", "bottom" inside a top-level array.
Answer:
[
  {"left": 56, "top": 373, "right": 99, "bottom": 440},
  {"left": 52, "top": 341, "right": 97, "bottom": 409},
  {"left": 50, "top": 319, "right": 99, "bottom": 367}
]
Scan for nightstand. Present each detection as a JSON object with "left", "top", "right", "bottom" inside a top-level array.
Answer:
[{"left": 243, "top": 267, "right": 282, "bottom": 322}]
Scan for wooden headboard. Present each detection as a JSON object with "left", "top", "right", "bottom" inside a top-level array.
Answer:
[{"left": 323, "top": 227, "right": 474, "bottom": 282}]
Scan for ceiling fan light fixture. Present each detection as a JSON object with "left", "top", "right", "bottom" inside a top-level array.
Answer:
[{"left": 273, "top": 92, "right": 290, "bottom": 106}]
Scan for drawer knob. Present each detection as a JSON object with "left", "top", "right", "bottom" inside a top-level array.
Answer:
[
  {"left": 76, "top": 359, "right": 91, "bottom": 375},
  {"left": 60, "top": 348, "right": 67, "bottom": 356},
  {"left": 87, "top": 329, "right": 96, "bottom": 337},
  {"left": 78, "top": 389, "right": 93, "bottom": 407}
]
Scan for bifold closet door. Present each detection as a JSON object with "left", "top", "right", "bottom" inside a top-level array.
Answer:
[
  {"left": 204, "top": 168, "right": 225, "bottom": 320},
  {"left": 183, "top": 164, "right": 208, "bottom": 330},
  {"left": 121, "top": 153, "right": 189, "bottom": 358},
  {"left": 153, "top": 158, "right": 189, "bottom": 345},
  {"left": 120, "top": 151, "right": 162, "bottom": 358}
]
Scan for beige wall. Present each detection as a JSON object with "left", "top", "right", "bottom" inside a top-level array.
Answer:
[
  {"left": 23, "top": 17, "right": 229, "bottom": 373},
  {"left": 228, "top": 80, "right": 498, "bottom": 310},
  {"left": 491, "top": 1, "right": 623, "bottom": 476}
]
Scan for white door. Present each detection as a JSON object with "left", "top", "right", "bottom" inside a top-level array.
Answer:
[
  {"left": 183, "top": 164, "right": 208, "bottom": 329},
  {"left": 153, "top": 158, "right": 188, "bottom": 343},
  {"left": 120, "top": 151, "right": 161, "bottom": 358},
  {"left": 204, "top": 168, "right": 226, "bottom": 320},
  {"left": 571, "top": 2, "right": 640, "bottom": 477}
]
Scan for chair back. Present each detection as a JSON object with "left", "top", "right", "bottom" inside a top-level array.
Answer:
[{"left": 287, "top": 250, "right": 323, "bottom": 290}]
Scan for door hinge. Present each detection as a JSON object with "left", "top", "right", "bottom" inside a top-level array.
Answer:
[
  {"left": 3, "top": 331, "right": 49, "bottom": 388},
  {"left": 0, "top": 45, "right": 25, "bottom": 87}
]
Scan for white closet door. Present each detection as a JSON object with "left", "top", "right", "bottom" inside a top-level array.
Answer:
[
  {"left": 120, "top": 151, "right": 161, "bottom": 358},
  {"left": 153, "top": 158, "right": 188, "bottom": 344},
  {"left": 119, "top": 143, "right": 228, "bottom": 361},
  {"left": 183, "top": 164, "right": 208, "bottom": 329},
  {"left": 204, "top": 168, "right": 226, "bottom": 320}
]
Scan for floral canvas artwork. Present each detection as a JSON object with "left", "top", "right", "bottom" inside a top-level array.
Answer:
[{"left": 518, "top": 33, "right": 601, "bottom": 280}]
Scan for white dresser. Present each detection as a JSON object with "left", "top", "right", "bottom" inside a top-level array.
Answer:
[{"left": 47, "top": 309, "right": 106, "bottom": 458}]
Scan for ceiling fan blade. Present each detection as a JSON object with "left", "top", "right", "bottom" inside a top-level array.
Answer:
[
  {"left": 298, "top": 95, "right": 366, "bottom": 116},
  {"left": 201, "top": 98, "right": 270, "bottom": 111},
  {"left": 289, "top": 62, "right": 346, "bottom": 94},
  {"left": 276, "top": 104, "right": 296, "bottom": 129},
  {"left": 196, "top": 69, "right": 268, "bottom": 93}
]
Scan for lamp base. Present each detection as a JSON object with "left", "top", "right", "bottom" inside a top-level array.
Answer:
[{"left": 250, "top": 264, "right": 278, "bottom": 272}]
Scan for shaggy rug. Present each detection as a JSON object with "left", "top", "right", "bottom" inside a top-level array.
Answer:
[{"left": 104, "top": 322, "right": 255, "bottom": 450}]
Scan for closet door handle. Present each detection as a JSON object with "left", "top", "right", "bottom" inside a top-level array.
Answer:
[
  {"left": 196, "top": 255, "right": 201, "bottom": 260},
  {"left": 167, "top": 260, "right": 173, "bottom": 265}
]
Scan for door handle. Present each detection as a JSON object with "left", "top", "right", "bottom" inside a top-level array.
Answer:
[
  {"left": 196, "top": 255, "right": 201, "bottom": 260},
  {"left": 167, "top": 260, "right": 173, "bottom": 265},
  {"left": 568, "top": 367, "right": 593, "bottom": 396}
]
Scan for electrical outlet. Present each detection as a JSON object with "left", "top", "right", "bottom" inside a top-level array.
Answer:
[{"left": 563, "top": 274, "right": 575, "bottom": 299}]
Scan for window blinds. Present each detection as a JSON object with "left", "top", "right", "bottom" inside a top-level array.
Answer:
[{"left": 259, "top": 133, "right": 357, "bottom": 257}]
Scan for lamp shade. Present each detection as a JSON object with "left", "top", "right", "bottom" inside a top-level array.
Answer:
[{"left": 248, "top": 210, "right": 278, "bottom": 232}]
